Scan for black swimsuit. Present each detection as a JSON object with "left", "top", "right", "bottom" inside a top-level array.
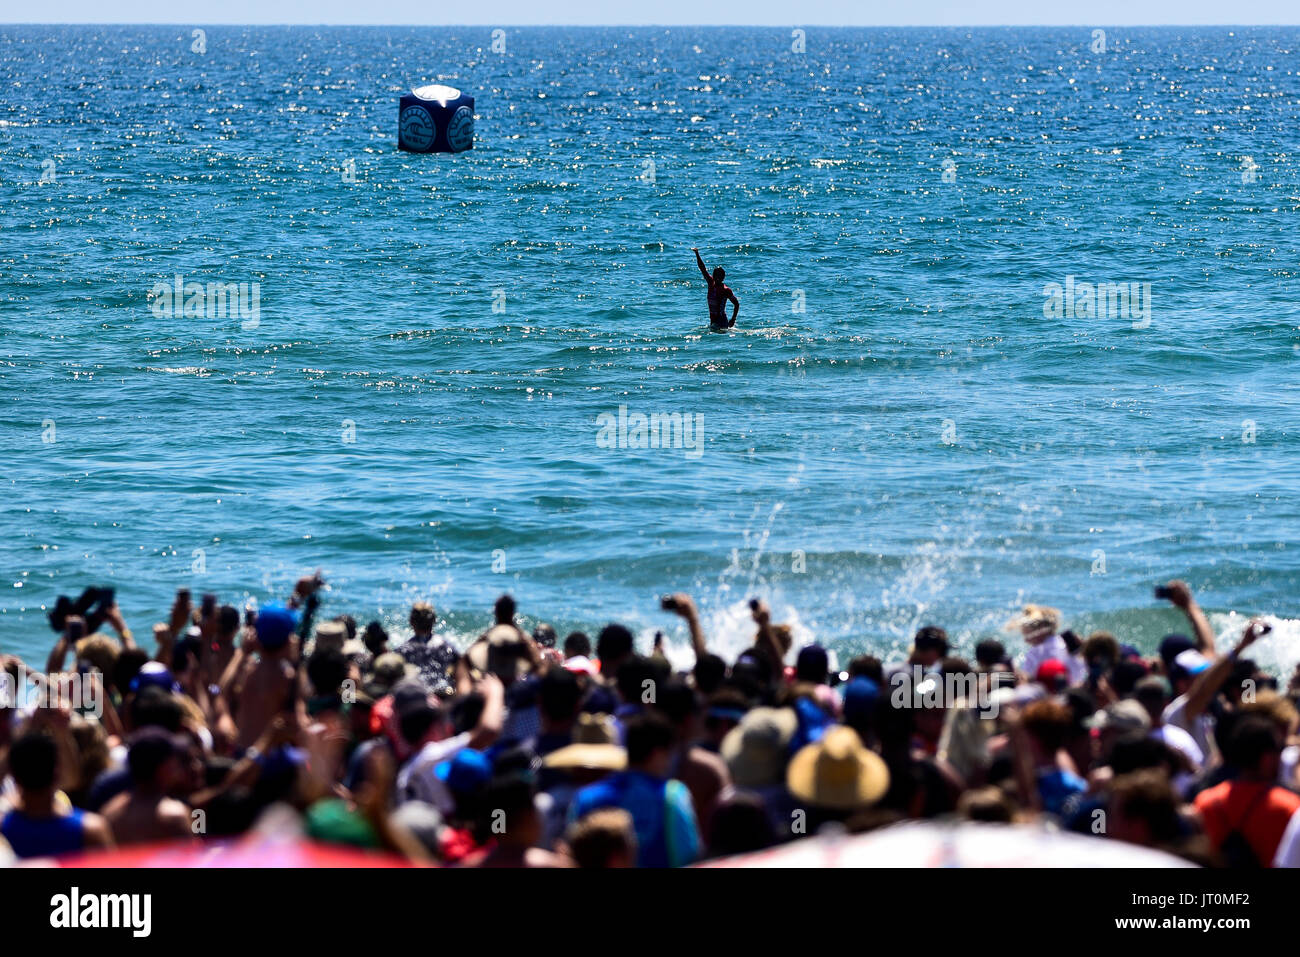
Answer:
[{"left": 708, "top": 282, "right": 729, "bottom": 325}]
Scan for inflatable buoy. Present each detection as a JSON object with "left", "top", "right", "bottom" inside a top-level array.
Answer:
[{"left": 398, "top": 84, "right": 475, "bottom": 154}]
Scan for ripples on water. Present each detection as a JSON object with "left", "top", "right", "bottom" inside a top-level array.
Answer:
[{"left": 2, "top": 26, "right": 1299, "bottom": 669}]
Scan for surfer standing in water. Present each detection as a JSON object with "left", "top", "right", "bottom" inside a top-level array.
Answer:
[{"left": 694, "top": 248, "right": 739, "bottom": 329}]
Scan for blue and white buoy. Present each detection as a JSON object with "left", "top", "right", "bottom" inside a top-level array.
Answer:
[{"left": 398, "top": 84, "right": 475, "bottom": 154}]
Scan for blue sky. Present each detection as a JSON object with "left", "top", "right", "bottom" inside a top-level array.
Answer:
[{"left": 6, "top": 1, "right": 1298, "bottom": 25}]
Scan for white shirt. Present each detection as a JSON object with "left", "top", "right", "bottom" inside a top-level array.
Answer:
[
  {"left": 1151, "top": 722, "right": 1204, "bottom": 770},
  {"left": 394, "top": 732, "right": 472, "bottom": 813},
  {"left": 1019, "top": 634, "right": 1087, "bottom": 685},
  {"left": 1273, "top": 807, "right": 1300, "bottom": 867},
  {"left": 1163, "top": 694, "right": 1215, "bottom": 762}
]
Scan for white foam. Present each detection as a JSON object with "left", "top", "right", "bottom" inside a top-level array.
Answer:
[{"left": 1209, "top": 611, "right": 1300, "bottom": 683}]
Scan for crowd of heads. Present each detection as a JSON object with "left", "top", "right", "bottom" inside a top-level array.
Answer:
[{"left": 2, "top": 577, "right": 1299, "bottom": 867}]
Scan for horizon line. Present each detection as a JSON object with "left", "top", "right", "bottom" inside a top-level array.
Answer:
[{"left": 4, "top": 22, "right": 1300, "bottom": 28}]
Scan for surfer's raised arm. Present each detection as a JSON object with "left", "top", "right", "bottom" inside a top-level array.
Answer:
[{"left": 693, "top": 247, "right": 711, "bottom": 283}]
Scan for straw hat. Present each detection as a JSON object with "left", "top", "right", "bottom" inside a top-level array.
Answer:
[
  {"left": 542, "top": 713, "right": 626, "bottom": 771},
  {"left": 306, "top": 620, "right": 348, "bottom": 657},
  {"left": 786, "top": 726, "right": 890, "bottom": 811},
  {"left": 1003, "top": 604, "right": 1062, "bottom": 639},
  {"left": 720, "top": 707, "right": 799, "bottom": 789},
  {"left": 466, "top": 624, "right": 533, "bottom": 677}
]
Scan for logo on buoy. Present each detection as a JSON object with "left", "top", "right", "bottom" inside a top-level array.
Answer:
[
  {"left": 446, "top": 106, "right": 474, "bottom": 152},
  {"left": 400, "top": 105, "right": 435, "bottom": 152}
]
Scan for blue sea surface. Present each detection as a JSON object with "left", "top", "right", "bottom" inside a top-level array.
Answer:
[{"left": 3, "top": 26, "right": 1300, "bottom": 669}]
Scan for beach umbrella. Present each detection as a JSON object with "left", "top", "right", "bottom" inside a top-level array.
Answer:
[
  {"left": 43, "top": 836, "right": 419, "bottom": 869},
  {"left": 698, "top": 820, "right": 1195, "bottom": 868}
]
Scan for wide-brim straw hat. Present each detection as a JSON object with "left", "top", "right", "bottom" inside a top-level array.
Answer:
[
  {"left": 466, "top": 624, "right": 534, "bottom": 676},
  {"left": 1003, "top": 604, "right": 1062, "bottom": 638},
  {"left": 721, "top": 706, "right": 799, "bottom": 790},
  {"left": 786, "top": 726, "right": 890, "bottom": 811},
  {"left": 542, "top": 713, "right": 626, "bottom": 771}
]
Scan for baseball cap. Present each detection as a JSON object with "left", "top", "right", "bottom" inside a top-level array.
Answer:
[
  {"left": 1157, "top": 634, "right": 1196, "bottom": 670},
  {"left": 841, "top": 676, "right": 880, "bottom": 724},
  {"left": 257, "top": 603, "right": 299, "bottom": 650},
  {"left": 435, "top": 749, "right": 493, "bottom": 794},
  {"left": 1086, "top": 699, "right": 1152, "bottom": 733},
  {"left": 129, "top": 660, "right": 180, "bottom": 695},
  {"left": 1173, "top": 649, "right": 1212, "bottom": 677},
  {"left": 1035, "top": 659, "right": 1070, "bottom": 687}
]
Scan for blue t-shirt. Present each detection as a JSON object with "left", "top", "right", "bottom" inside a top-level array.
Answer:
[
  {"left": 569, "top": 770, "right": 700, "bottom": 868},
  {"left": 1037, "top": 768, "right": 1088, "bottom": 817},
  {"left": 1, "top": 808, "right": 87, "bottom": 859}
]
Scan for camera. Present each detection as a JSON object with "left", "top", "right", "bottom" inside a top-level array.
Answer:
[{"left": 48, "top": 586, "right": 115, "bottom": 633}]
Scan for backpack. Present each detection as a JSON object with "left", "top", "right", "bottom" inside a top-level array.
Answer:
[{"left": 1219, "top": 785, "right": 1272, "bottom": 868}]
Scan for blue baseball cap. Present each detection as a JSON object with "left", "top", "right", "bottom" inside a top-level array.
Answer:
[
  {"left": 842, "top": 676, "right": 881, "bottom": 723},
  {"left": 434, "top": 749, "right": 493, "bottom": 795},
  {"left": 257, "top": 602, "right": 300, "bottom": 650},
  {"left": 130, "top": 660, "right": 181, "bottom": 695}
]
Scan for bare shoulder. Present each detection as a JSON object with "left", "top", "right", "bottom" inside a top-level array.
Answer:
[
  {"left": 100, "top": 791, "right": 129, "bottom": 817},
  {"left": 689, "top": 745, "right": 731, "bottom": 783},
  {"left": 82, "top": 811, "right": 114, "bottom": 846},
  {"left": 161, "top": 799, "right": 194, "bottom": 831}
]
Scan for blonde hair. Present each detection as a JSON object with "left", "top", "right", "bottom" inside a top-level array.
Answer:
[
  {"left": 1241, "top": 691, "right": 1299, "bottom": 736},
  {"left": 566, "top": 809, "right": 637, "bottom": 868}
]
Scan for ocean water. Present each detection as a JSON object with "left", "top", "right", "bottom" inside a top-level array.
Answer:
[{"left": 3, "top": 25, "right": 1300, "bottom": 672}]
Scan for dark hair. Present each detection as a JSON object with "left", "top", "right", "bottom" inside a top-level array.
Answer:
[
  {"left": 957, "top": 786, "right": 1015, "bottom": 823},
  {"left": 712, "top": 266, "right": 725, "bottom": 281},
  {"left": 171, "top": 634, "right": 202, "bottom": 674},
  {"left": 217, "top": 605, "right": 241, "bottom": 636},
  {"left": 1111, "top": 770, "right": 1182, "bottom": 843},
  {"left": 1109, "top": 733, "right": 1177, "bottom": 776},
  {"left": 1111, "top": 659, "right": 1149, "bottom": 697},
  {"left": 624, "top": 712, "right": 675, "bottom": 766},
  {"left": 129, "top": 686, "right": 184, "bottom": 733},
  {"left": 848, "top": 655, "right": 884, "bottom": 683},
  {"left": 726, "top": 655, "right": 772, "bottom": 703},
  {"left": 654, "top": 679, "right": 699, "bottom": 727},
  {"left": 709, "top": 792, "right": 776, "bottom": 855},
  {"left": 9, "top": 732, "right": 58, "bottom": 791},
  {"left": 795, "top": 645, "right": 829, "bottom": 684},
  {"left": 1082, "top": 632, "right": 1120, "bottom": 669},
  {"left": 566, "top": 809, "right": 637, "bottom": 868},
  {"left": 450, "top": 691, "right": 485, "bottom": 736},
  {"left": 616, "top": 655, "right": 668, "bottom": 708},
  {"left": 112, "top": 648, "right": 150, "bottom": 697},
  {"left": 596, "top": 624, "right": 635, "bottom": 664},
  {"left": 693, "top": 653, "right": 727, "bottom": 695},
  {"left": 1225, "top": 715, "right": 1282, "bottom": 771},
  {"left": 1021, "top": 699, "right": 1073, "bottom": 753},
  {"left": 914, "top": 626, "right": 949, "bottom": 655},
  {"left": 973, "top": 640, "right": 1006, "bottom": 668},
  {"left": 475, "top": 773, "right": 535, "bottom": 840},
  {"left": 1229, "top": 658, "right": 1257, "bottom": 698},
  {"left": 127, "top": 729, "right": 179, "bottom": 785},
  {"left": 399, "top": 707, "right": 438, "bottom": 746},
  {"left": 704, "top": 688, "right": 751, "bottom": 730},
  {"left": 538, "top": 668, "right": 582, "bottom": 722},
  {"left": 939, "top": 656, "right": 973, "bottom": 678},
  {"left": 563, "top": 632, "right": 592, "bottom": 659},
  {"left": 494, "top": 594, "right": 516, "bottom": 623},
  {"left": 306, "top": 648, "right": 348, "bottom": 697},
  {"left": 363, "top": 621, "right": 389, "bottom": 656}
]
